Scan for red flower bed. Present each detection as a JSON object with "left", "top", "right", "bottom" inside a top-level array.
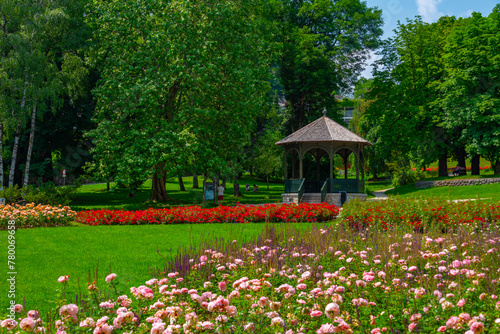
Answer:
[{"left": 76, "top": 203, "right": 340, "bottom": 226}]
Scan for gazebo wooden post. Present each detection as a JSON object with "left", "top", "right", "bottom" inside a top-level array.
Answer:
[
  {"left": 344, "top": 154, "right": 348, "bottom": 179},
  {"left": 329, "top": 154, "right": 333, "bottom": 179},
  {"left": 361, "top": 151, "right": 365, "bottom": 181},
  {"left": 284, "top": 148, "right": 288, "bottom": 180},
  {"left": 356, "top": 145, "right": 360, "bottom": 181},
  {"left": 315, "top": 151, "right": 321, "bottom": 181},
  {"left": 299, "top": 150, "right": 304, "bottom": 179}
]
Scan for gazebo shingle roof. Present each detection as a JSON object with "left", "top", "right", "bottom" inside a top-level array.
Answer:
[{"left": 275, "top": 116, "right": 372, "bottom": 146}]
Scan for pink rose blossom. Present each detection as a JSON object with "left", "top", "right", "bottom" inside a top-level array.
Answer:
[
  {"left": 105, "top": 274, "right": 117, "bottom": 283},
  {"left": 408, "top": 322, "right": 417, "bottom": 332},
  {"left": 58, "top": 275, "right": 69, "bottom": 283},
  {"left": 1, "top": 319, "right": 18, "bottom": 330},
  {"left": 20, "top": 318, "right": 36, "bottom": 331},
  {"left": 469, "top": 322, "right": 484, "bottom": 334},
  {"left": 310, "top": 310, "right": 322, "bottom": 317}
]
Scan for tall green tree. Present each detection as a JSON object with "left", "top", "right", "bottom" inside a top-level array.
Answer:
[
  {"left": 276, "top": 0, "right": 383, "bottom": 132},
  {"left": 440, "top": 8, "right": 500, "bottom": 175},
  {"left": 361, "top": 17, "right": 459, "bottom": 178},
  {"left": 1, "top": 0, "right": 90, "bottom": 187},
  {"left": 87, "top": 0, "right": 275, "bottom": 201}
]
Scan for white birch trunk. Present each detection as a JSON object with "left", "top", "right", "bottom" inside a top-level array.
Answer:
[
  {"left": 23, "top": 104, "right": 37, "bottom": 187},
  {"left": 8, "top": 122, "right": 22, "bottom": 188},
  {"left": 8, "top": 75, "right": 28, "bottom": 188}
]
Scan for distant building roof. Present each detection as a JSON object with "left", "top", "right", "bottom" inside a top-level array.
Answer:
[{"left": 275, "top": 115, "right": 372, "bottom": 146}]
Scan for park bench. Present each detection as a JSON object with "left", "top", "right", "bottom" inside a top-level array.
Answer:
[{"left": 452, "top": 167, "right": 466, "bottom": 176}]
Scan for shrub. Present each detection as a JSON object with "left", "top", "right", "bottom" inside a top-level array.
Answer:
[
  {"left": 388, "top": 160, "right": 428, "bottom": 187},
  {"left": 0, "top": 203, "right": 76, "bottom": 229},
  {"left": 0, "top": 183, "right": 80, "bottom": 206}
]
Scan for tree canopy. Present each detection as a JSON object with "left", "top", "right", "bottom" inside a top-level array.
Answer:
[
  {"left": 86, "top": 0, "right": 276, "bottom": 200},
  {"left": 359, "top": 5, "right": 500, "bottom": 178}
]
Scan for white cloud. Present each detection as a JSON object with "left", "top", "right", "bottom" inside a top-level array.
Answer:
[
  {"left": 360, "top": 51, "right": 379, "bottom": 79},
  {"left": 416, "top": 0, "right": 444, "bottom": 22},
  {"left": 462, "top": 10, "right": 473, "bottom": 18}
]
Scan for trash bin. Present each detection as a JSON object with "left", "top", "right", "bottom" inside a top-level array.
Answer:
[
  {"left": 204, "top": 182, "right": 215, "bottom": 204},
  {"left": 340, "top": 191, "right": 347, "bottom": 206}
]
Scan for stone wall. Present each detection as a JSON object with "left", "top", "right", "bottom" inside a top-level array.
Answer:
[
  {"left": 282, "top": 193, "right": 299, "bottom": 204},
  {"left": 325, "top": 193, "right": 367, "bottom": 207},
  {"left": 415, "top": 178, "right": 500, "bottom": 189},
  {"left": 281, "top": 193, "right": 367, "bottom": 205}
]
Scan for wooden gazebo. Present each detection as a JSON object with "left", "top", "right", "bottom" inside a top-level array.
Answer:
[{"left": 276, "top": 111, "right": 372, "bottom": 205}]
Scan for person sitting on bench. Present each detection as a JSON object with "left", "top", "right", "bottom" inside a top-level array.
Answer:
[{"left": 453, "top": 165, "right": 466, "bottom": 176}]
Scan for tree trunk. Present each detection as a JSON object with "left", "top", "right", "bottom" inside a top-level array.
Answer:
[
  {"left": 222, "top": 176, "right": 226, "bottom": 189},
  {"left": 9, "top": 75, "right": 28, "bottom": 188},
  {"left": 178, "top": 172, "right": 186, "bottom": 191},
  {"left": 8, "top": 121, "right": 22, "bottom": 188},
  {"left": 267, "top": 174, "right": 270, "bottom": 191},
  {"left": 150, "top": 163, "right": 169, "bottom": 201},
  {"left": 0, "top": 121, "right": 3, "bottom": 190},
  {"left": 438, "top": 152, "right": 448, "bottom": 177},
  {"left": 233, "top": 182, "right": 242, "bottom": 197},
  {"left": 494, "top": 159, "right": 500, "bottom": 176},
  {"left": 470, "top": 154, "right": 480, "bottom": 176},
  {"left": 454, "top": 146, "right": 467, "bottom": 169},
  {"left": 23, "top": 104, "right": 37, "bottom": 187},
  {"left": 192, "top": 171, "right": 199, "bottom": 189}
]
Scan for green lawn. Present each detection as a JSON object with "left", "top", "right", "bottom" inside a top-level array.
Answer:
[
  {"left": 364, "top": 179, "right": 392, "bottom": 197},
  {"left": 0, "top": 222, "right": 325, "bottom": 317},
  {"left": 387, "top": 178, "right": 500, "bottom": 201},
  {"left": 71, "top": 176, "right": 285, "bottom": 210}
]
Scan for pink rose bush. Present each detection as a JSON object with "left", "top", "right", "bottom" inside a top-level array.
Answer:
[
  {"left": 2, "top": 216, "right": 500, "bottom": 333},
  {"left": 0, "top": 203, "right": 76, "bottom": 229}
]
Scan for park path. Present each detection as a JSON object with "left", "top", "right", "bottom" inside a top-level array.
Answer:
[{"left": 370, "top": 188, "right": 394, "bottom": 200}]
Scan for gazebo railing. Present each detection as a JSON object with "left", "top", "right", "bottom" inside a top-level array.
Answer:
[
  {"left": 327, "top": 179, "right": 364, "bottom": 193},
  {"left": 284, "top": 178, "right": 304, "bottom": 193},
  {"left": 297, "top": 179, "right": 306, "bottom": 203},
  {"left": 284, "top": 178, "right": 306, "bottom": 202},
  {"left": 320, "top": 180, "right": 328, "bottom": 203},
  {"left": 286, "top": 178, "right": 364, "bottom": 199}
]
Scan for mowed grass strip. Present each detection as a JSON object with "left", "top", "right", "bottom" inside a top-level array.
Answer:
[
  {"left": 71, "top": 176, "right": 284, "bottom": 210},
  {"left": 0, "top": 222, "right": 323, "bottom": 316},
  {"left": 387, "top": 180, "right": 500, "bottom": 201}
]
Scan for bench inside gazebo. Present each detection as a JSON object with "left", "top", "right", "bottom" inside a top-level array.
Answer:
[{"left": 276, "top": 111, "right": 371, "bottom": 206}]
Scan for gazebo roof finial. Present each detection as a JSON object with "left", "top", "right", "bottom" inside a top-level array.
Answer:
[{"left": 323, "top": 108, "right": 327, "bottom": 117}]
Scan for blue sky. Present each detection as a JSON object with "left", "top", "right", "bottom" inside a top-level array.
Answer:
[{"left": 360, "top": 0, "right": 499, "bottom": 77}]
